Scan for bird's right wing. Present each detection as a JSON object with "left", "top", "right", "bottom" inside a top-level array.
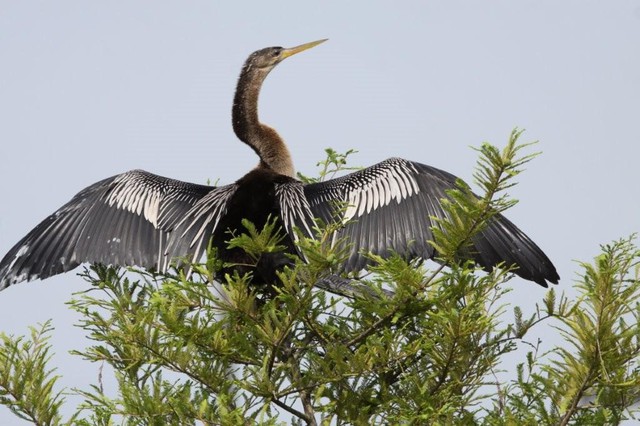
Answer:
[
  {"left": 301, "top": 158, "right": 559, "bottom": 287},
  {"left": 0, "top": 170, "right": 219, "bottom": 289}
]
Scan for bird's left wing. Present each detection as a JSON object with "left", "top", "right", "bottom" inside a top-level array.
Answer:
[
  {"left": 166, "top": 183, "right": 239, "bottom": 264},
  {"left": 0, "top": 170, "right": 217, "bottom": 289}
]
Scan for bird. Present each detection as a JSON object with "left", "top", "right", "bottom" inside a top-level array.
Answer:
[{"left": 0, "top": 39, "right": 559, "bottom": 291}]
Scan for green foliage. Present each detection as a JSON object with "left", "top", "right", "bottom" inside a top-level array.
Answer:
[
  {"left": 0, "top": 321, "right": 69, "bottom": 425},
  {"left": 297, "top": 147, "right": 360, "bottom": 184},
  {"left": 485, "top": 236, "right": 640, "bottom": 425},
  {"left": 227, "top": 217, "right": 289, "bottom": 262},
  {"left": 1, "top": 131, "right": 639, "bottom": 425}
]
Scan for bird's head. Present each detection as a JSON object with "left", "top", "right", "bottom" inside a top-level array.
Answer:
[{"left": 245, "top": 39, "right": 328, "bottom": 73}]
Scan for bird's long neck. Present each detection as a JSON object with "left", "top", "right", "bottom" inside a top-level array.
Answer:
[{"left": 232, "top": 64, "right": 294, "bottom": 177}]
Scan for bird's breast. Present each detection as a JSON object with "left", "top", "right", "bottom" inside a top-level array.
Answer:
[{"left": 211, "top": 169, "right": 297, "bottom": 286}]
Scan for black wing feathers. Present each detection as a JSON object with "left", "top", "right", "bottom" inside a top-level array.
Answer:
[
  {"left": 300, "top": 158, "right": 559, "bottom": 286},
  {"left": 165, "top": 184, "right": 238, "bottom": 265},
  {"left": 0, "top": 170, "right": 214, "bottom": 289},
  {"left": 1, "top": 158, "right": 559, "bottom": 290}
]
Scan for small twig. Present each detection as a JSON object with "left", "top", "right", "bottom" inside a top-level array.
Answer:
[
  {"left": 270, "top": 396, "right": 309, "bottom": 422},
  {"left": 314, "top": 274, "right": 395, "bottom": 299}
]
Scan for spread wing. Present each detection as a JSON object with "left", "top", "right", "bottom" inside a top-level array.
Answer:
[
  {"left": 165, "top": 184, "right": 239, "bottom": 264},
  {"left": 297, "top": 158, "right": 559, "bottom": 287},
  {"left": 0, "top": 170, "right": 217, "bottom": 289}
]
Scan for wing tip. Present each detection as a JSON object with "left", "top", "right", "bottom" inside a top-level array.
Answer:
[
  {"left": 0, "top": 270, "right": 34, "bottom": 291},
  {"left": 523, "top": 263, "right": 560, "bottom": 288}
]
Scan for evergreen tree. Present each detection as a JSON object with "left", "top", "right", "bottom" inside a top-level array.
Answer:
[{"left": 1, "top": 130, "right": 639, "bottom": 425}]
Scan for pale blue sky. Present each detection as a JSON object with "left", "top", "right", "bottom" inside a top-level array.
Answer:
[{"left": 1, "top": 1, "right": 639, "bottom": 422}]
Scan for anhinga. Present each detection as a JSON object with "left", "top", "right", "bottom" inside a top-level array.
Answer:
[{"left": 0, "top": 39, "right": 559, "bottom": 291}]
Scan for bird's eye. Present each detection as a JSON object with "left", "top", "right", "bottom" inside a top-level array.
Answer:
[{"left": 272, "top": 48, "right": 282, "bottom": 57}]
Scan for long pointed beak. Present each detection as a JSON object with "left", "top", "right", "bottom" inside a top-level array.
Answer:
[{"left": 281, "top": 39, "right": 328, "bottom": 60}]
